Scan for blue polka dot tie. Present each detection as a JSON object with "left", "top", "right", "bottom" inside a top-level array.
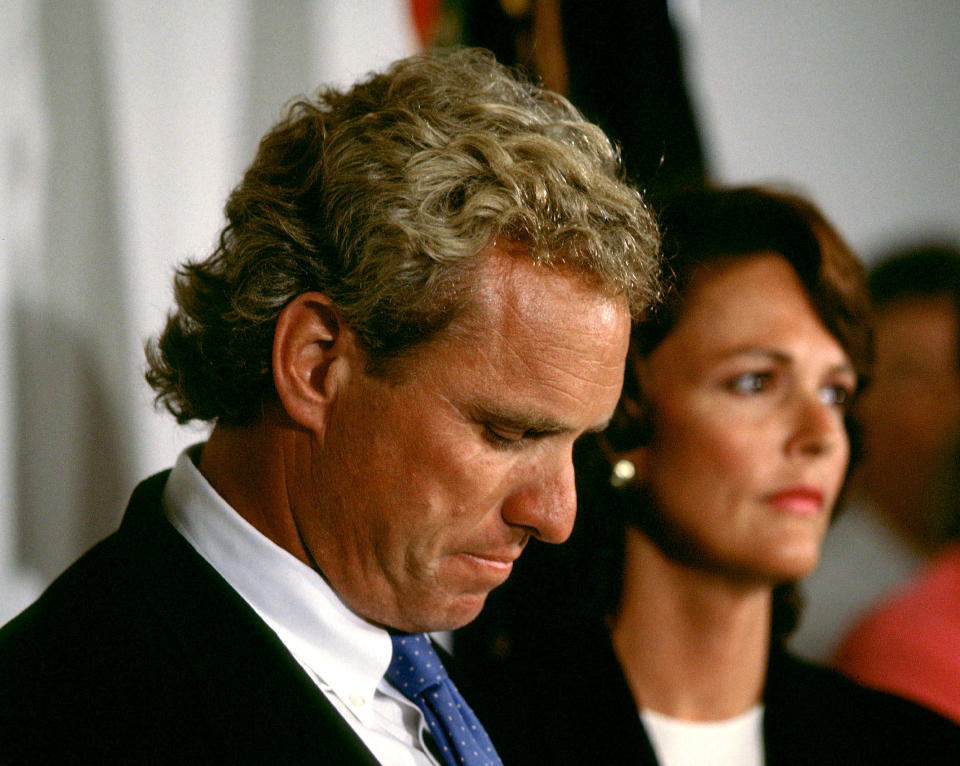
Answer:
[{"left": 386, "top": 633, "right": 503, "bottom": 766}]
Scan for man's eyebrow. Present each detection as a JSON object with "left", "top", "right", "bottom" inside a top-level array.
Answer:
[{"left": 474, "top": 405, "right": 611, "bottom": 436}]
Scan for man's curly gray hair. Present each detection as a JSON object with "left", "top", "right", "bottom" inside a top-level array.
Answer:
[{"left": 146, "top": 47, "right": 661, "bottom": 425}]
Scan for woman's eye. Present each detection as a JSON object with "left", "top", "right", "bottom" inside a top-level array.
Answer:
[
  {"left": 819, "top": 384, "right": 853, "bottom": 408},
  {"left": 728, "top": 372, "right": 772, "bottom": 395}
]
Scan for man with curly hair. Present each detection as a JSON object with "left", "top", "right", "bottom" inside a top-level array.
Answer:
[{"left": 0, "top": 49, "right": 660, "bottom": 764}]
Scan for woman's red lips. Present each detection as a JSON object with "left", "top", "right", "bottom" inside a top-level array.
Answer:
[{"left": 766, "top": 486, "right": 825, "bottom": 516}]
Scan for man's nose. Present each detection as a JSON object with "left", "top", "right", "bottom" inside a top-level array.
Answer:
[{"left": 500, "top": 452, "right": 577, "bottom": 544}]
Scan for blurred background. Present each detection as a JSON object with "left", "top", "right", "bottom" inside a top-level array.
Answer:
[{"left": 2, "top": 0, "right": 959, "bottom": 625}]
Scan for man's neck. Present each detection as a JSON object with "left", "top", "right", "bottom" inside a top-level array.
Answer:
[{"left": 198, "top": 413, "right": 315, "bottom": 569}]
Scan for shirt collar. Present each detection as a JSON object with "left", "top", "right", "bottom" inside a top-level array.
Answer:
[{"left": 162, "top": 444, "right": 392, "bottom": 725}]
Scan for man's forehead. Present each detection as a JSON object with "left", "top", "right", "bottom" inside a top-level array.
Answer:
[
  {"left": 463, "top": 244, "right": 624, "bottom": 330},
  {"left": 444, "top": 279, "right": 624, "bottom": 371},
  {"left": 440, "top": 250, "right": 630, "bottom": 424}
]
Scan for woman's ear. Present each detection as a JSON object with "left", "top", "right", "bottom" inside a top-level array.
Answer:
[
  {"left": 602, "top": 355, "right": 655, "bottom": 489},
  {"left": 603, "top": 345, "right": 654, "bottom": 451},
  {"left": 607, "top": 445, "right": 650, "bottom": 489},
  {"left": 272, "top": 292, "right": 357, "bottom": 432}
]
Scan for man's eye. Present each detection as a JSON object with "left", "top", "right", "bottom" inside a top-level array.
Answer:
[
  {"left": 728, "top": 372, "right": 772, "bottom": 395},
  {"left": 483, "top": 425, "right": 525, "bottom": 449}
]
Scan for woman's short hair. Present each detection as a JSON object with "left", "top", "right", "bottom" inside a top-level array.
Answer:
[
  {"left": 580, "top": 185, "right": 873, "bottom": 641},
  {"left": 605, "top": 185, "right": 872, "bottom": 453},
  {"left": 145, "top": 47, "right": 661, "bottom": 425}
]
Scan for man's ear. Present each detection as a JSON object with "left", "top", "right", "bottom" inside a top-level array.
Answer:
[{"left": 273, "top": 292, "right": 357, "bottom": 432}]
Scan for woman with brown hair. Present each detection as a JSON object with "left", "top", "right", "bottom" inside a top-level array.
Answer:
[{"left": 456, "top": 186, "right": 960, "bottom": 765}]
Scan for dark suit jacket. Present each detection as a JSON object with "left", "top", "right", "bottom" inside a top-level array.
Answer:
[
  {"left": 456, "top": 616, "right": 960, "bottom": 765},
  {"left": 0, "top": 472, "right": 381, "bottom": 765}
]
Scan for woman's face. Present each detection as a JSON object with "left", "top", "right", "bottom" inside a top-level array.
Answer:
[{"left": 629, "top": 252, "right": 857, "bottom": 584}]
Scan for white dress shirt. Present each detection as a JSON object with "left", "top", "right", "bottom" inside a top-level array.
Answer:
[
  {"left": 162, "top": 445, "right": 437, "bottom": 766},
  {"left": 640, "top": 705, "right": 765, "bottom": 766}
]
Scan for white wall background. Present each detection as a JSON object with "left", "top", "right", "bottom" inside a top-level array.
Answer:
[
  {"left": 676, "top": 0, "right": 960, "bottom": 257},
  {"left": 0, "top": 0, "right": 420, "bottom": 621},
  {"left": 2, "top": 0, "right": 959, "bottom": 622}
]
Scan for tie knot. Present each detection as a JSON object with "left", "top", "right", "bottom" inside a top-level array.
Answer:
[{"left": 386, "top": 633, "right": 448, "bottom": 698}]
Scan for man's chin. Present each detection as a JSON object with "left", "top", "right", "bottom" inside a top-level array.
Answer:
[{"left": 396, "top": 590, "right": 491, "bottom": 634}]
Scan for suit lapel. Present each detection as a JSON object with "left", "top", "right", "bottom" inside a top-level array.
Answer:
[{"left": 116, "top": 472, "right": 382, "bottom": 765}]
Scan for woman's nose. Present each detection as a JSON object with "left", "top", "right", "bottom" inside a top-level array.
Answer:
[{"left": 787, "top": 393, "right": 845, "bottom": 457}]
